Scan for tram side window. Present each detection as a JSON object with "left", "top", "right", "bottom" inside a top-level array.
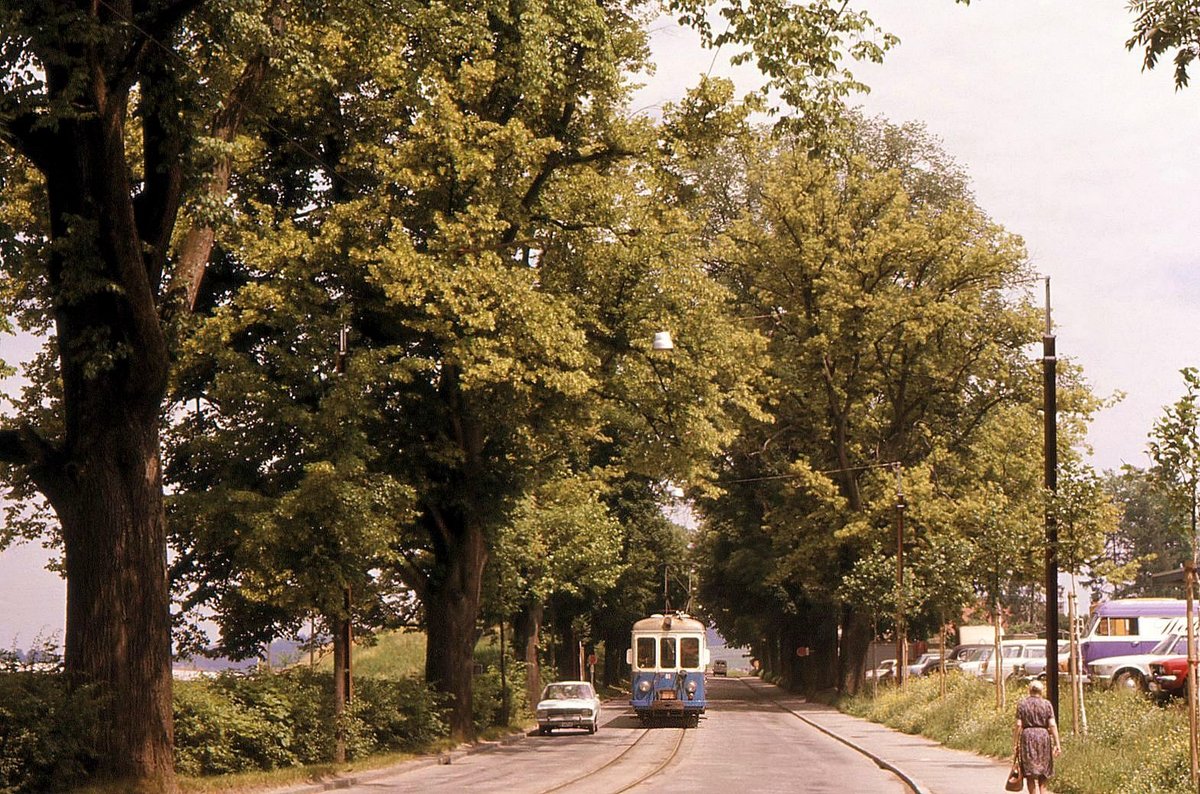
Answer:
[
  {"left": 637, "top": 637, "right": 656, "bottom": 668},
  {"left": 660, "top": 637, "right": 677, "bottom": 668},
  {"left": 681, "top": 637, "right": 700, "bottom": 668}
]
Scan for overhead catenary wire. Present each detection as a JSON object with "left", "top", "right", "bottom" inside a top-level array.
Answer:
[{"left": 722, "top": 459, "right": 900, "bottom": 484}]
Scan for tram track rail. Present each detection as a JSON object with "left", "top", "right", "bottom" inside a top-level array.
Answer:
[
  {"left": 611, "top": 725, "right": 687, "bottom": 794},
  {"left": 535, "top": 721, "right": 688, "bottom": 794}
]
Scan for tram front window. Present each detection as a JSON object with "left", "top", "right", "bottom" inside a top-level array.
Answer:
[
  {"left": 637, "top": 637, "right": 656, "bottom": 668},
  {"left": 681, "top": 637, "right": 700, "bottom": 668},
  {"left": 660, "top": 637, "right": 676, "bottom": 668}
]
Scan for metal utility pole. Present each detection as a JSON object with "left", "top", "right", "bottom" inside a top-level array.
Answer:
[
  {"left": 895, "top": 464, "right": 907, "bottom": 686},
  {"left": 1187, "top": 469, "right": 1199, "bottom": 789},
  {"left": 1186, "top": 559, "right": 1198, "bottom": 788},
  {"left": 1043, "top": 277, "right": 1059, "bottom": 719},
  {"left": 332, "top": 326, "right": 353, "bottom": 764},
  {"left": 336, "top": 326, "right": 353, "bottom": 709},
  {"left": 500, "top": 618, "right": 510, "bottom": 727},
  {"left": 342, "top": 585, "right": 353, "bottom": 703}
]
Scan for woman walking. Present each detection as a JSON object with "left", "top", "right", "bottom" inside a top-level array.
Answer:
[{"left": 1012, "top": 680, "right": 1062, "bottom": 793}]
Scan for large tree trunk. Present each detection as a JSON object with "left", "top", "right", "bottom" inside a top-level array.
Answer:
[
  {"left": 550, "top": 612, "right": 580, "bottom": 680},
  {"left": 779, "top": 621, "right": 799, "bottom": 690},
  {"left": 54, "top": 413, "right": 175, "bottom": 791},
  {"left": 766, "top": 631, "right": 781, "bottom": 676},
  {"left": 22, "top": 83, "right": 178, "bottom": 791},
  {"left": 423, "top": 515, "right": 488, "bottom": 742},
  {"left": 0, "top": 7, "right": 278, "bottom": 791},
  {"left": 794, "top": 605, "right": 839, "bottom": 696},
  {"left": 513, "top": 602, "right": 544, "bottom": 709},
  {"left": 599, "top": 621, "right": 626, "bottom": 689},
  {"left": 838, "top": 604, "right": 873, "bottom": 695}
]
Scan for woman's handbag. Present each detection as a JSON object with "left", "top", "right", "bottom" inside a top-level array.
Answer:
[{"left": 1005, "top": 754, "right": 1023, "bottom": 791}]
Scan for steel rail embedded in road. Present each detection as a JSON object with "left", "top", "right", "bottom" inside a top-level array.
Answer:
[
  {"left": 612, "top": 726, "right": 687, "bottom": 794},
  {"left": 535, "top": 722, "right": 688, "bottom": 794}
]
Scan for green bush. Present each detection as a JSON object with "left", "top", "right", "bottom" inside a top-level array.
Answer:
[
  {"left": 1, "top": 667, "right": 442, "bottom": 782},
  {"left": 470, "top": 660, "right": 532, "bottom": 733},
  {"left": 216, "top": 668, "right": 334, "bottom": 765},
  {"left": 174, "top": 681, "right": 276, "bottom": 776},
  {"left": 350, "top": 675, "right": 448, "bottom": 751},
  {"left": 174, "top": 668, "right": 450, "bottom": 776},
  {"left": 0, "top": 673, "right": 102, "bottom": 793},
  {"left": 0, "top": 656, "right": 479, "bottom": 789}
]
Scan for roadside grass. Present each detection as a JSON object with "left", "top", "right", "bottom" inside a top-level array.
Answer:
[
  {"left": 174, "top": 747, "right": 452, "bottom": 793},
  {"left": 842, "top": 674, "right": 1194, "bottom": 794}
]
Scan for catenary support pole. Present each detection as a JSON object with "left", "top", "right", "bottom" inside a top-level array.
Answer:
[
  {"left": 1043, "top": 277, "right": 1059, "bottom": 720},
  {"left": 1186, "top": 561, "right": 1198, "bottom": 788},
  {"left": 895, "top": 465, "right": 907, "bottom": 686}
]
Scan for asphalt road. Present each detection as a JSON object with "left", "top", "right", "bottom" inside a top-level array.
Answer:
[{"left": 322, "top": 676, "right": 911, "bottom": 793}]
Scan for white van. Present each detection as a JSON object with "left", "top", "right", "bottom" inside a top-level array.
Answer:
[{"left": 1080, "top": 598, "right": 1187, "bottom": 664}]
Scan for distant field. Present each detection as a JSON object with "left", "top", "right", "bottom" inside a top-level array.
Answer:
[
  {"left": 315, "top": 630, "right": 427, "bottom": 678},
  {"left": 303, "top": 629, "right": 744, "bottom": 679}
]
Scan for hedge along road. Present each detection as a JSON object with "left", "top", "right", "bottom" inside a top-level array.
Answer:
[{"left": 284, "top": 677, "right": 912, "bottom": 793}]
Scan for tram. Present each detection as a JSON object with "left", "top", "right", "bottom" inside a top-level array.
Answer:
[{"left": 626, "top": 612, "right": 709, "bottom": 725}]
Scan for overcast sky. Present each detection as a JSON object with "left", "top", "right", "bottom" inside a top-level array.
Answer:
[
  {"left": 642, "top": 0, "right": 1200, "bottom": 474},
  {"left": 2, "top": 1, "right": 1198, "bottom": 645}
]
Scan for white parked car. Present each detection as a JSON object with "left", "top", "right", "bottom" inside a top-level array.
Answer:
[
  {"left": 866, "top": 658, "right": 897, "bottom": 682},
  {"left": 907, "top": 653, "right": 944, "bottom": 677},
  {"left": 953, "top": 645, "right": 992, "bottom": 677},
  {"left": 1087, "top": 633, "right": 1189, "bottom": 692},
  {"left": 981, "top": 640, "right": 1046, "bottom": 682},
  {"left": 535, "top": 681, "right": 602, "bottom": 735}
]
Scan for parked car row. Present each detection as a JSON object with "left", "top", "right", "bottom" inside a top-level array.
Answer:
[
  {"left": 866, "top": 653, "right": 961, "bottom": 682},
  {"left": 863, "top": 599, "right": 1200, "bottom": 699}
]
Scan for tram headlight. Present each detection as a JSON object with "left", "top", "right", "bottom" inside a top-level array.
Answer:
[
  {"left": 638, "top": 680, "right": 651, "bottom": 693},
  {"left": 685, "top": 680, "right": 697, "bottom": 695}
]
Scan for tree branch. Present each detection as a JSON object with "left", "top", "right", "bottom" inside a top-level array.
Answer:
[
  {"left": 171, "top": 3, "right": 283, "bottom": 313},
  {"left": 0, "top": 109, "right": 58, "bottom": 173},
  {"left": 0, "top": 425, "right": 70, "bottom": 506}
]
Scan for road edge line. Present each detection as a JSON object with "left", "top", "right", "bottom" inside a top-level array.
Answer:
[{"left": 737, "top": 677, "right": 931, "bottom": 794}]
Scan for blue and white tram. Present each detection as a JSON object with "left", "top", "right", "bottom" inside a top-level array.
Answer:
[{"left": 626, "top": 613, "right": 709, "bottom": 725}]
